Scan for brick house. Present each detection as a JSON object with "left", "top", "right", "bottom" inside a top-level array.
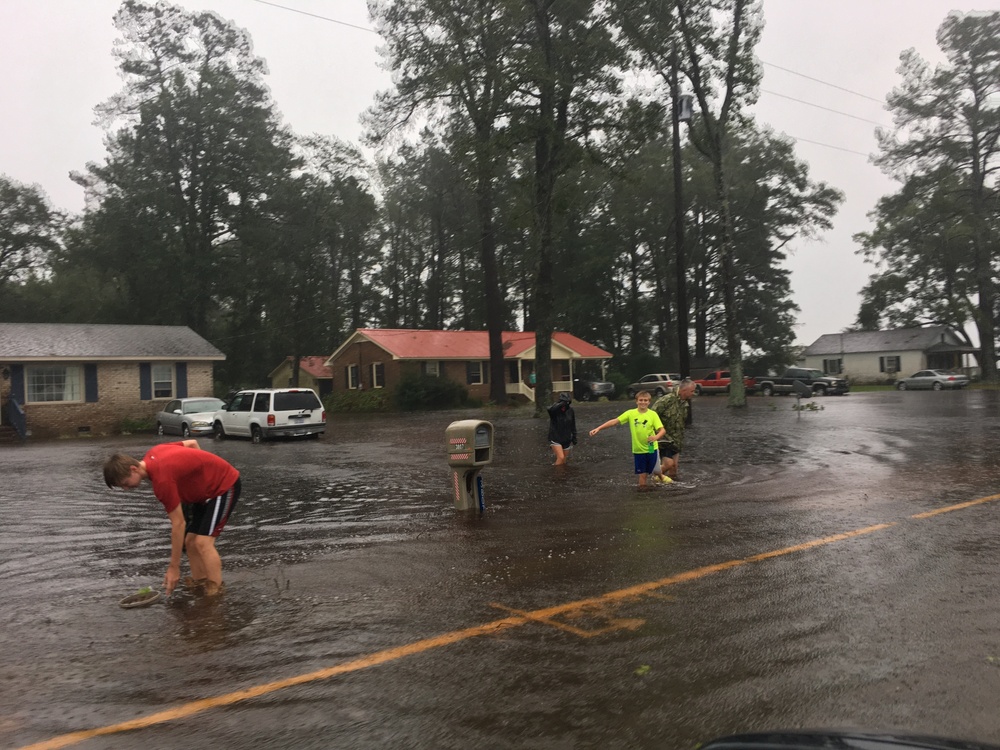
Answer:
[
  {"left": 268, "top": 356, "right": 334, "bottom": 397},
  {"left": 324, "top": 328, "right": 612, "bottom": 402},
  {"left": 0, "top": 323, "right": 224, "bottom": 439}
]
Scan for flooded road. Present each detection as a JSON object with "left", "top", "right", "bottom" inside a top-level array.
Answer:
[{"left": 4, "top": 391, "right": 1000, "bottom": 748}]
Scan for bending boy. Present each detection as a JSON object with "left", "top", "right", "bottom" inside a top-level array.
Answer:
[{"left": 104, "top": 440, "right": 241, "bottom": 595}]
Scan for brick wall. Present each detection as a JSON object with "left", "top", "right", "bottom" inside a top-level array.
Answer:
[
  {"left": 3, "top": 361, "right": 216, "bottom": 439},
  {"left": 328, "top": 343, "right": 494, "bottom": 401}
]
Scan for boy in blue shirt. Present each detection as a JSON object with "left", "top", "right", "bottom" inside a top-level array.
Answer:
[{"left": 589, "top": 391, "right": 666, "bottom": 490}]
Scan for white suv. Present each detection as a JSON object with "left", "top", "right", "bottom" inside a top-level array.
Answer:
[{"left": 213, "top": 388, "right": 326, "bottom": 443}]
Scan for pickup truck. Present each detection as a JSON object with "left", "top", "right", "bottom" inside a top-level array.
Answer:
[
  {"left": 756, "top": 367, "right": 849, "bottom": 397},
  {"left": 692, "top": 370, "right": 757, "bottom": 395}
]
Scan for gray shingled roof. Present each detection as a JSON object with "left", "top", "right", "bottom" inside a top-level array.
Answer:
[
  {"left": 804, "top": 326, "right": 972, "bottom": 356},
  {"left": 0, "top": 324, "right": 225, "bottom": 360}
]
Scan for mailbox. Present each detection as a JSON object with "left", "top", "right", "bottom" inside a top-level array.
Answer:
[
  {"left": 446, "top": 419, "right": 493, "bottom": 512},
  {"left": 446, "top": 420, "right": 493, "bottom": 467}
]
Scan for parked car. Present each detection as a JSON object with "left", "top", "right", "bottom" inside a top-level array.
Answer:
[
  {"left": 213, "top": 388, "right": 326, "bottom": 443},
  {"left": 155, "top": 397, "right": 226, "bottom": 437},
  {"left": 692, "top": 370, "right": 756, "bottom": 395},
  {"left": 757, "top": 367, "right": 850, "bottom": 396},
  {"left": 626, "top": 373, "right": 682, "bottom": 398},
  {"left": 896, "top": 369, "right": 970, "bottom": 390},
  {"left": 572, "top": 376, "right": 616, "bottom": 401}
]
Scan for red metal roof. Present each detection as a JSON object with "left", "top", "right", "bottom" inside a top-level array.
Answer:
[
  {"left": 280, "top": 355, "right": 333, "bottom": 378},
  {"left": 340, "top": 329, "right": 612, "bottom": 360}
]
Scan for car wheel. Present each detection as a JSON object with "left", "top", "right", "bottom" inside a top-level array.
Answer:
[
  {"left": 251, "top": 425, "right": 264, "bottom": 443},
  {"left": 694, "top": 385, "right": 702, "bottom": 396},
  {"left": 896, "top": 382, "right": 906, "bottom": 390},
  {"left": 626, "top": 389, "right": 636, "bottom": 399},
  {"left": 761, "top": 384, "right": 773, "bottom": 397},
  {"left": 813, "top": 386, "right": 826, "bottom": 397},
  {"left": 213, "top": 421, "right": 226, "bottom": 440},
  {"left": 932, "top": 381, "right": 943, "bottom": 391},
  {"left": 580, "top": 391, "right": 593, "bottom": 402},
  {"left": 181, "top": 424, "right": 191, "bottom": 438},
  {"left": 654, "top": 387, "right": 665, "bottom": 397},
  {"left": 156, "top": 422, "right": 164, "bottom": 436}
]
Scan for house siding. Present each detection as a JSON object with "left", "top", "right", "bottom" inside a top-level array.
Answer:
[
  {"left": 0, "top": 361, "right": 215, "bottom": 439},
  {"left": 803, "top": 351, "right": 926, "bottom": 384},
  {"left": 268, "top": 360, "right": 333, "bottom": 396}
]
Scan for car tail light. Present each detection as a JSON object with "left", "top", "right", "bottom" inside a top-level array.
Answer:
[
  {"left": 948, "top": 376, "right": 955, "bottom": 381},
  {"left": 267, "top": 414, "right": 275, "bottom": 426},
  {"left": 321, "top": 411, "right": 326, "bottom": 421}
]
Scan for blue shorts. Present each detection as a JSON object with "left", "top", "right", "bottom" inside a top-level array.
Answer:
[
  {"left": 633, "top": 452, "right": 658, "bottom": 475},
  {"left": 183, "top": 478, "right": 241, "bottom": 537}
]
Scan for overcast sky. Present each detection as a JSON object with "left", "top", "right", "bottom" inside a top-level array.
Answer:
[{"left": 3, "top": 0, "right": 999, "bottom": 347}]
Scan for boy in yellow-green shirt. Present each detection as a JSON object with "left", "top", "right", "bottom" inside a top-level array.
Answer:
[{"left": 589, "top": 391, "right": 666, "bottom": 490}]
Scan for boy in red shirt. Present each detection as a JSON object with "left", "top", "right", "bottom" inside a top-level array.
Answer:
[{"left": 103, "top": 440, "right": 241, "bottom": 596}]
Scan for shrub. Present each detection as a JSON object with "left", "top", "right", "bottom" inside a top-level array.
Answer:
[
  {"left": 324, "top": 389, "right": 392, "bottom": 413},
  {"left": 606, "top": 371, "right": 630, "bottom": 400},
  {"left": 395, "top": 373, "right": 469, "bottom": 411},
  {"left": 119, "top": 416, "right": 155, "bottom": 434}
]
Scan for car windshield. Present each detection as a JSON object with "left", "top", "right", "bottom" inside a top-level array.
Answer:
[
  {"left": 274, "top": 392, "right": 321, "bottom": 411},
  {"left": 183, "top": 399, "right": 224, "bottom": 414}
]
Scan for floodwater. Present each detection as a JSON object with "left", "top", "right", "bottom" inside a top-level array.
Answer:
[{"left": 4, "top": 391, "right": 1000, "bottom": 749}]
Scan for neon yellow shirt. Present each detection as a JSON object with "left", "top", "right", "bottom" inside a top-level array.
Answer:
[{"left": 617, "top": 408, "right": 663, "bottom": 454}]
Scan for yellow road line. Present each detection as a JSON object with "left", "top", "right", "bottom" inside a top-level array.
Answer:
[
  {"left": 19, "top": 495, "right": 1000, "bottom": 750},
  {"left": 910, "top": 492, "right": 1000, "bottom": 519}
]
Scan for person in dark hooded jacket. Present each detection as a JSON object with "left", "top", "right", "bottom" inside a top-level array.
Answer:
[{"left": 547, "top": 392, "right": 577, "bottom": 465}]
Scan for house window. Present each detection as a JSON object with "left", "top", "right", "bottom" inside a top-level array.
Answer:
[
  {"left": 346, "top": 364, "right": 360, "bottom": 389},
  {"left": 423, "top": 361, "right": 440, "bottom": 377},
  {"left": 823, "top": 358, "right": 842, "bottom": 374},
  {"left": 879, "top": 356, "right": 901, "bottom": 373},
  {"left": 466, "top": 361, "right": 485, "bottom": 385},
  {"left": 26, "top": 365, "right": 83, "bottom": 403},
  {"left": 152, "top": 364, "right": 173, "bottom": 398},
  {"left": 371, "top": 362, "right": 385, "bottom": 388}
]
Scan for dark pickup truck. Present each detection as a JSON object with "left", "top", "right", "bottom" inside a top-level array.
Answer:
[{"left": 756, "top": 367, "right": 849, "bottom": 397}]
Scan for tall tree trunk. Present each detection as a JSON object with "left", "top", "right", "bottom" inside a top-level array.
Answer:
[{"left": 475, "top": 165, "right": 508, "bottom": 405}]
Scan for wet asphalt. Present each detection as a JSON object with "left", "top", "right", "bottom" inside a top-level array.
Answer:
[{"left": 3, "top": 390, "right": 1000, "bottom": 749}]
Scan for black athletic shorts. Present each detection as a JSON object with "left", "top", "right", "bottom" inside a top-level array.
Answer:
[{"left": 183, "top": 478, "right": 241, "bottom": 537}]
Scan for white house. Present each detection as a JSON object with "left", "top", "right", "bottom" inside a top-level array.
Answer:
[{"left": 802, "top": 326, "right": 978, "bottom": 384}]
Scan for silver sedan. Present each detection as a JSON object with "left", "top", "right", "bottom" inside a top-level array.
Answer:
[
  {"left": 896, "top": 370, "right": 970, "bottom": 391},
  {"left": 156, "top": 397, "right": 226, "bottom": 436}
]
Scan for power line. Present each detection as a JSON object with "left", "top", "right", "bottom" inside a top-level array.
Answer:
[
  {"left": 760, "top": 59, "right": 884, "bottom": 103},
  {"left": 785, "top": 136, "right": 871, "bottom": 158},
  {"left": 759, "top": 88, "right": 887, "bottom": 127},
  {"left": 249, "top": 0, "right": 376, "bottom": 34}
]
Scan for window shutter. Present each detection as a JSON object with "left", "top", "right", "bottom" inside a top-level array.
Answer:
[
  {"left": 10, "top": 364, "right": 25, "bottom": 403},
  {"left": 879, "top": 357, "right": 885, "bottom": 373},
  {"left": 139, "top": 363, "right": 152, "bottom": 400},
  {"left": 175, "top": 362, "right": 188, "bottom": 398},
  {"left": 483, "top": 362, "right": 489, "bottom": 384},
  {"left": 84, "top": 364, "right": 98, "bottom": 403},
  {"left": 466, "top": 362, "right": 474, "bottom": 385}
]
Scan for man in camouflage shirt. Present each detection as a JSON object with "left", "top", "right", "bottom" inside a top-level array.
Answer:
[{"left": 651, "top": 378, "right": 696, "bottom": 480}]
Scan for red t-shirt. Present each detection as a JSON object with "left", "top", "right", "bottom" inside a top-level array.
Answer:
[{"left": 143, "top": 442, "right": 240, "bottom": 514}]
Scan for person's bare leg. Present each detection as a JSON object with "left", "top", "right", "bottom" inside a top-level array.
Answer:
[
  {"left": 186, "top": 533, "right": 223, "bottom": 593},
  {"left": 551, "top": 444, "right": 567, "bottom": 466}
]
